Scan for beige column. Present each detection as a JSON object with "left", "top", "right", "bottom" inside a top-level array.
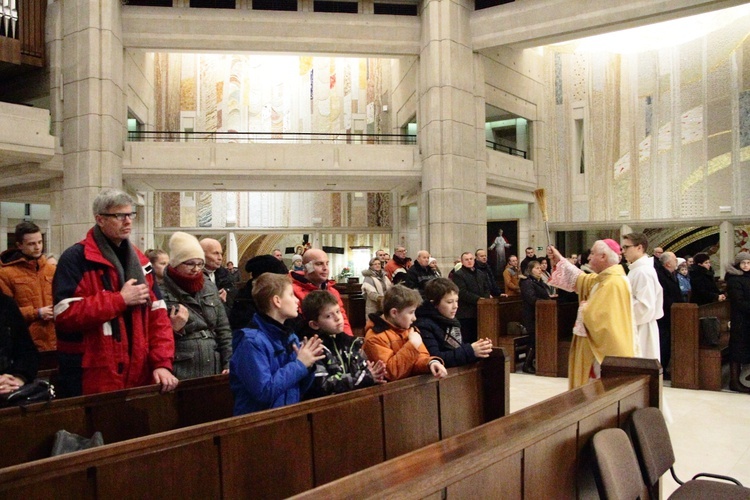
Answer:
[
  {"left": 418, "top": 0, "right": 486, "bottom": 267},
  {"left": 719, "top": 220, "right": 734, "bottom": 277},
  {"left": 56, "top": 1, "right": 125, "bottom": 249}
]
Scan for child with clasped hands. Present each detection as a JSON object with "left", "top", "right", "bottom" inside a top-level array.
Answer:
[
  {"left": 363, "top": 285, "right": 447, "bottom": 381},
  {"left": 415, "top": 278, "right": 493, "bottom": 367},
  {"left": 230, "top": 273, "right": 325, "bottom": 416}
]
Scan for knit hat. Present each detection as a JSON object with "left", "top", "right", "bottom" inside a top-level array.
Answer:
[
  {"left": 245, "top": 254, "right": 289, "bottom": 277},
  {"left": 292, "top": 254, "right": 303, "bottom": 264},
  {"left": 676, "top": 257, "right": 686, "bottom": 266},
  {"left": 602, "top": 238, "right": 621, "bottom": 255},
  {"left": 169, "top": 232, "right": 205, "bottom": 267},
  {"left": 735, "top": 252, "right": 750, "bottom": 265}
]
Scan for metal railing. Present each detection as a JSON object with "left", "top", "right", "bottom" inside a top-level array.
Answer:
[
  {"left": 486, "top": 140, "right": 527, "bottom": 159},
  {"left": 128, "top": 130, "right": 417, "bottom": 145}
]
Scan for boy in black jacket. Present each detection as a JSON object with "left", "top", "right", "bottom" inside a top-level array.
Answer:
[
  {"left": 415, "top": 278, "right": 493, "bottom": 368},
  {"left": 301, "top": 291, "right": 386, "bottom": 398}
]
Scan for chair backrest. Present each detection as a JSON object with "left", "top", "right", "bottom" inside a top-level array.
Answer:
[
  {"left": 630, "top": 407, "right": 676, "bottom": 487},
  {"left": 591, "top": 428, "right": 645, "bottom": 500}
]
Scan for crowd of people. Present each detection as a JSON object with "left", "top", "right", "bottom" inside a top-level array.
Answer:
[{"left": 1, "top": 189, "right": 749, "bottom": 412}]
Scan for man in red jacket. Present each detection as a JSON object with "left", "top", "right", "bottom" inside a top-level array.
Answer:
[
  {"left": 53, "top": 188, "right": 178, "bottom": 397},
  {"left": 291, "top": 248, "right": 353, "bottom": 336}
]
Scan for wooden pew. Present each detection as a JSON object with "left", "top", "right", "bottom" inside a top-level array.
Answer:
[
  {"left": 0, "top": 373, "right": 233, "bottom": 469},
  {"left": 0, "top": 349, "right": 509, "bottom": 499},
  {"left": 535, "top": 299, "right": 578, "bottom": 377},
  {"left": 336, "top": 282, "right": 367, "bottom": 337},
  {"left": 292, "top": 357, "right": 662, "bottom": 500},
  {"left": 671, "top": 301, "right": 731, "bottom": 391},
  {"left": 477, "top": 297, "right": 526, "bottom": 365}
]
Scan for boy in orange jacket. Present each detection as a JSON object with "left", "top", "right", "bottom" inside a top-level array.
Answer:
[{"left": 363, "top": 285, "right": 447, "bottom": 381}]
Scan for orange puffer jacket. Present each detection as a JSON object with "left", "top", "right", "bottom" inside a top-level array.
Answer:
[{"left": 0, "top": 250, "right": 56, "bottom": 351}]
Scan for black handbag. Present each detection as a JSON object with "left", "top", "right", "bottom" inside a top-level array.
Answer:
[
  {"left": 1, "top": 379, "right": 55, "bottom": 407},
  {"left": 51, "top": 430, "right": 104, "bottom": 457},
  {"left": 699, "top": 316, "right": 721, "bottom": 347}
]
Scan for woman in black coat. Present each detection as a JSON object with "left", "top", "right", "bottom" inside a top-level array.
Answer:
[
  {"left": 414, "top": 278, "right": 492, "bottom": 368},
  {"left": 520, "top": 260, "right": 551, "bottom": 374},
  {"left": 724, "top": 252, "right": 750, "bottom": 393},
  {"left": 0, "top": 292, "right": 39, "bottom": 396},
  {"left": 689, "top": 253, "right": 725, "bottom": 305}
]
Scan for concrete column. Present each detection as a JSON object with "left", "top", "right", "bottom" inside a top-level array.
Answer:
[
  {"left": 719, "top": 220, "right": 734, "bottom": 278},
  {"left": 227, "top": 232, "right": 238, "bottom": 265},
  {"left": 418, "top": 0, "right": 486, "bottom": 267},
  {"left": 48, "top": 178, "right": 64, "bottom": 256},
  {"left": 58, "top": 1, "right": 125, "bottom": 249}
]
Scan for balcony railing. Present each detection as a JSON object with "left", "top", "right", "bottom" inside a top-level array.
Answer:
[
  {"left": 486, "top": 140, "right": 527, "bottom": 159},
  {"left": 128, "top": 131, "right": 417, "bottom": 145}
]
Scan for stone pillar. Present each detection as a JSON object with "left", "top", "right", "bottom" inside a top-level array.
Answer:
[
  {"left": 48, "top": 178, "right": 64, "bottom": 256},
  {"left": 418, "top": 0, "right": 486, "bottom": 267},
  {"left": 719, "top": 220, "right": 734, "bottom": 278},
  {"left": 57, "top": 2, "right": 125, "bottom": 249}
]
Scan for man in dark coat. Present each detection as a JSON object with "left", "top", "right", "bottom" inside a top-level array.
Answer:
[
  {"left": 475, "top": 249, "right": 502, "bottom": 297},
  {"left": 655, "top": 252, "right": 683, "bottom": 374},
  {"left": 450, "top": 252, "right": 491, "bottom": 344},
  {"left": 404, "top": 250, "right": 439, "bottom": 296}
]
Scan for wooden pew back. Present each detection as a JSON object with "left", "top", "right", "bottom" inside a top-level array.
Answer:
[
  {"left": 477, "top": 298, "right": 525, "bottom": 363},
  {"left": 291, "top": 357, "right": 662, "bottom": 500},
  {"left": 671, "top": 301, "right": 731, "bottom": 390},
  {"left": 0, "top": 349, "right": 509, "bottom": 499},
  {"left": 535, "top": 299, "right": 578, "bottom": 377},
  {"left": 0, "top": 374, "right": 233, "bottom": 469}
]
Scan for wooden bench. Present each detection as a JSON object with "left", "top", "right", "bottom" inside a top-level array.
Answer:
[
  {"left": 535, "top": 299, "right": 578, "bottom": 377},
  {"left": 477, "top": 297, "right": 527, "bottom": 366},
  {"left": 292, "top": 357, "right": 662, "bottom": 499},
  {"left": 671, "top": 301, "right": 731, "bottom": 391},
  {"left": 0, "top": 373, "right": 234, "bottom": 469},
  {"left": 0, "top": 348, "right": 509, "bottom": 498}
]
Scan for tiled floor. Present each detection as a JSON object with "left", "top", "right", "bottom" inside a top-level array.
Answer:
[{"left": 509, "top": 372, "right": 750, "bottom": 497}]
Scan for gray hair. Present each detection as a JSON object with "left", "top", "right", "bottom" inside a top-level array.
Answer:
[
  {"left": 660, "top": 252, "right": 676, "bottom": 265},
  {"left": 93, "top": 188, "right": 133, "bottom": 216}
]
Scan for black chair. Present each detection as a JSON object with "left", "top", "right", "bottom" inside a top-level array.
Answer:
[
  {"left": 591, "top": 428, "right": 646, "bottom": 499},
  {"left": 630, "top": 407, "right": 750, "bottom": 499}
]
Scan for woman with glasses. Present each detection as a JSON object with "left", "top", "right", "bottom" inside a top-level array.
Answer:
[{"left": 160, "top": 232, "right": 232, "bottom": 380}]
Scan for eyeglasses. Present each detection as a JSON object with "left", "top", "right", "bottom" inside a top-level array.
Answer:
[
  {"left": 621, "top": 244, "right": 633, "bottom": 250},
  {"left": 180, "top": 261, "right": 205, "bottom": 270},
  {"left": 100, "top": 212, "right": 137, "bottom": 221}
]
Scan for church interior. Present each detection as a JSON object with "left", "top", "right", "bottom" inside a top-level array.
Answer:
[{"left": 1, "top": 0, "right": 749, "bottom": 497}]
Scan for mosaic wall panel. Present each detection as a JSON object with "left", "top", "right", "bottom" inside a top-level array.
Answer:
[
  {"left": 160, "top": 192, "right": 181, "bottom": 227},
  {"left": 156, "top": 191, "right": 393, "bottom": 229},
  {"left": 543, "top": 13, "right": 750, "bottom": 223},
  {"left": 367, "top": 193, "right": 391, "bottom": 227},
  {"left": 197, "top": 192, "right": 212, "bottom": 227},
  {"left": 571, "top": 52, "right": 587, "bottom": 102},
  {"left": 154, "top": 54, "right": 389, "bottom": 137}
]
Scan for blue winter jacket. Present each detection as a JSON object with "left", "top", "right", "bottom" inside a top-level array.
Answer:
[{"left": 230, "top": 313, "right": 315, "bottom": 416}]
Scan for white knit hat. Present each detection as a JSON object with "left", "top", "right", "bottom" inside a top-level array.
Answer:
[{"left": 168, "top": 232, "right": 205, "bottom": 267}]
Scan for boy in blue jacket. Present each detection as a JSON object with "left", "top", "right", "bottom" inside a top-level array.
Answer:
[{"left": 230, "top": 273, "right": 324, "bottom": 415}]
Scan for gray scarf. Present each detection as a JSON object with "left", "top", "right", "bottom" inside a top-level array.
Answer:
[{"left": 93, "top": 225, "right": 146, "bottom": 287}]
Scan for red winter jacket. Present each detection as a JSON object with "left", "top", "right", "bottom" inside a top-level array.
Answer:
[
  {"left": 290, "top": 271, "right": 353, "bottom": 336},
  {"left": 53, "top": 228, "right": 174, "bottom": 395}
]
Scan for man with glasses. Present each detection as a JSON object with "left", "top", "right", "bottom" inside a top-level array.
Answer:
[
  {"left": 621, "top": 233, "right": 663, "bottom": 361},
  {"left": 385, "top": 246, "right": 411, "bottom": 281},
  {"left": 53, "top": 188, "right": 178, "bottom": 397}
]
